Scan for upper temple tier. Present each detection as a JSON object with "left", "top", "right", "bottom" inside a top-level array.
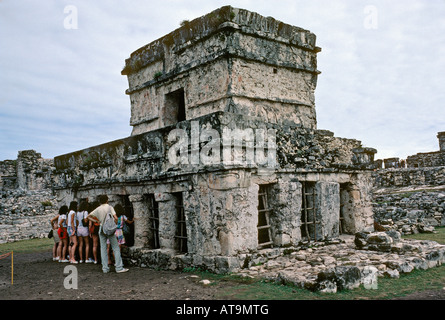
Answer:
[{"left": 121, "top": 6, "right": 322, "bottom": 135}]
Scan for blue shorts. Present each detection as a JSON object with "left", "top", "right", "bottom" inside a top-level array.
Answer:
[{"left": 68, "top": 226, "right": 76, "bottom": 237}]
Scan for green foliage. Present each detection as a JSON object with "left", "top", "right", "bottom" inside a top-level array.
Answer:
[
  {"left": 40, "top": 200, "right": 52, "bottom": 207},
  {"left": 153, "top": 71, "right": 163, "bottom": 80}
]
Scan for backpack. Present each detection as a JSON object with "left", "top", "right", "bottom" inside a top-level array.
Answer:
[
  {"left": 122, "top": 217, "right": 130, "bottom": 236},
  {"left": 102, "top": 207, "right": 117, "bottom": 236},
  {"left": 81, "top": 211, "right": 89, "bottom": 227}
]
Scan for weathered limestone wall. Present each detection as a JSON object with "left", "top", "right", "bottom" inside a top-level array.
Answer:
[
  {"left": 53, "top": 112, "right": 376, "bottom": 197},
  {"left": 122, "top": 6, "right": 320, "bottom": 135},
  {"left": 0, "top": 160, "right": 17, "bottom": 191},
  {"left": 128, "top": 59, "right": 231, "bottom": 134},
  {"left": 184, "top": 173, "right": 259, "bottom": 256},
  {"left": 16, "top": 150, "right": 54, "bottom": 191},
  {"left": 406, "top": 151, "right": 445, "bottom": 168},
  {"left": 0, "top": 150, "right": 54, "bottom": 192},
  {"left": 373, "top": 167, "right": 445, "bottom": 188},
  {"left": 0, "top": 151, "right": 57, "bottom": 243},
  {"left": 0, "top": 190, "right": 58, "bottom": 244}
]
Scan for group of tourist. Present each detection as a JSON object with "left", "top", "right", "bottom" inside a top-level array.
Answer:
[{"left": 50, "top": 195, "right": 134, "bottom": 273}]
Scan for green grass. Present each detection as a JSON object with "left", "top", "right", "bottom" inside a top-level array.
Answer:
[
  {"left": 0, "top": 237, "right": 53, "bottom": 254},
  {"left": 403, "top": 226, "right": 445, "bottom": 244}
]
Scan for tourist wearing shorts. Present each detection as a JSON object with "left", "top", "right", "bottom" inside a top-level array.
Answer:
[
  {"left": 88, "top": 201, "right": 100, "bottom": 264},
  {"left": 67, "top": 201, "right": 78, "bottom": 264},
  {"left": 57, "top": 205, "right": 69, "bottom": 263},
  {"left": 50, "top": 214, "right": 60, "bottom": 261},
  {"left": 76, "top": 201, "right": 92, "bottom": 263}
]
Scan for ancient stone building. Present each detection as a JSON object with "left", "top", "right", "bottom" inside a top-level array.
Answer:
[
  {"left": 405, "top": 131, "right": 445, "bottom": 168},
  {"left": 0, "top": 150, "right": 54, "bottom": 192},
  {"left": 373, "top": 131, "right": 445, "bottom": 190},
  {"left": 375, "top": 132, "right": 445, "bottom": 170},
  {"left": 0, "top": 150, "right": 57, "bottom": 243},
  {"left": 53, "top": 6, "right": 377, "bottom": 272}
]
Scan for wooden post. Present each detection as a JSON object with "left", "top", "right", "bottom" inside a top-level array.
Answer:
[{"left": 11, "top": 251, "right": 13, "bottom": 285}]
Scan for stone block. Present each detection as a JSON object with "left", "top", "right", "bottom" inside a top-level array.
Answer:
[
  {"left": 361, "top": 266, "right": 378, "bottom": 289},
  {"left": 214, "top": 256, "right": 240, "bottom": 274},
  {"left": 316, "top": 266, "right": 361, "bottom": 291}
]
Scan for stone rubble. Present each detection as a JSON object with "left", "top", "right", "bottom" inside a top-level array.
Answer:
[
  {"left": 233, "top": 233, "right": 445, "bottom": 293},
  {"left": 373, "top": 189, "right": 445, "bottom": 235}
]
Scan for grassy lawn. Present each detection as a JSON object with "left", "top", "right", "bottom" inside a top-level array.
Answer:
[
  {"left": 0, "top": 237, "right": 53, "bottom": 254},
  {"left": 403, "top": 226, "right": 445, "bottom": 245}
]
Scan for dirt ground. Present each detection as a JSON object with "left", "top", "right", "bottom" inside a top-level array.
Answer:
[
  {"left": 1, "top": 249, "right": 445, "bottom": 302},
  {"left": 0, "top": 250, "right": 227, "bottom": 301}
]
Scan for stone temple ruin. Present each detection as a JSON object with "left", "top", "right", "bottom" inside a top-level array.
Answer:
[
  {"left": 375, "top": 131, "right": 445, "bottom": 170},
  {"left": 52, "top": 6, "right": 378, "bottom": 273}
]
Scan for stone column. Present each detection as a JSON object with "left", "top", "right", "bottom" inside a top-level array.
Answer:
[
  {"left": 155, "top": 193, "right": 178, "bottom": 251},
  {"left": 267, "top": 180, "right": 302, "bottom": 246},
  {"left": 347, "top": 173, "right": 374, "bottom": 233},
  {"left": 128, "top": 194, "right": 148, "bottom": 248},
  {"left": 438, "top": 131, "right": 445, "bottom": 152},
  {"left": 316, "top": 181, "right": 340, "bottom": 240}
]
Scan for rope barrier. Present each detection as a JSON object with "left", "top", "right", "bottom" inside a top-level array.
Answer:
[{"left": 0, "top": 251, "right": 13, "bottom": 285}]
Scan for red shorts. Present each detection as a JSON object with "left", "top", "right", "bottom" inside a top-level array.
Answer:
[{"left": 58, "top": 227, "right": 67, "bottom": 240}]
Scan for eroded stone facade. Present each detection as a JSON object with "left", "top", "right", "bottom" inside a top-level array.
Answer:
[
  {"left": 52, "top": 6, "right": 377, "bottom": 273},
  {"left": 0, "top": 150, "right": 57, "bottom": 243}
]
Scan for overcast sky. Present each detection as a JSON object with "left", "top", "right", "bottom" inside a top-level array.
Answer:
[{"left": 1, "top": 0, "right": 444, "bottom": 162}]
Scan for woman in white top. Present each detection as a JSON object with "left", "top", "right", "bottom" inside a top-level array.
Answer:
[
  {"left": 76, "top": 201, "right": 91, "bottom": 263},
  {"left": 67, "top": 201, "right": 78, "bottom": 264}
]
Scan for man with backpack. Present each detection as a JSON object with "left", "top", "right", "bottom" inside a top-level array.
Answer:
[{"left": 86, "top": 195, "right": 129, "bottom": 274}]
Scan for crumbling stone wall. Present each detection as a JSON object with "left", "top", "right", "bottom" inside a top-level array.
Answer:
[
  {"left": 0, "top": 150, "right": 54, "bottom": 192},
  {"left": 373, "top": 191, "right": 445, "bottom": 235},
  {"left": 0, "top": 150, "right": 57, "bottom": 243},
  {"left": 0, "top": 189, "right": 57, "bottom": 244},
  {"left": 372, "top": 132, "right": 445, "bottom": 235},
  {"left": 373, "top": 167, "right": 445, "bottom": 188},
  {"left": 406, "top": 151, "right": 445, "bottom": 168},
  {"left": 0, "top": 159, "right": 17, "bottom": 191},
  {"left": 16, "top": 150, "right": 54, "bottom": 191}
]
